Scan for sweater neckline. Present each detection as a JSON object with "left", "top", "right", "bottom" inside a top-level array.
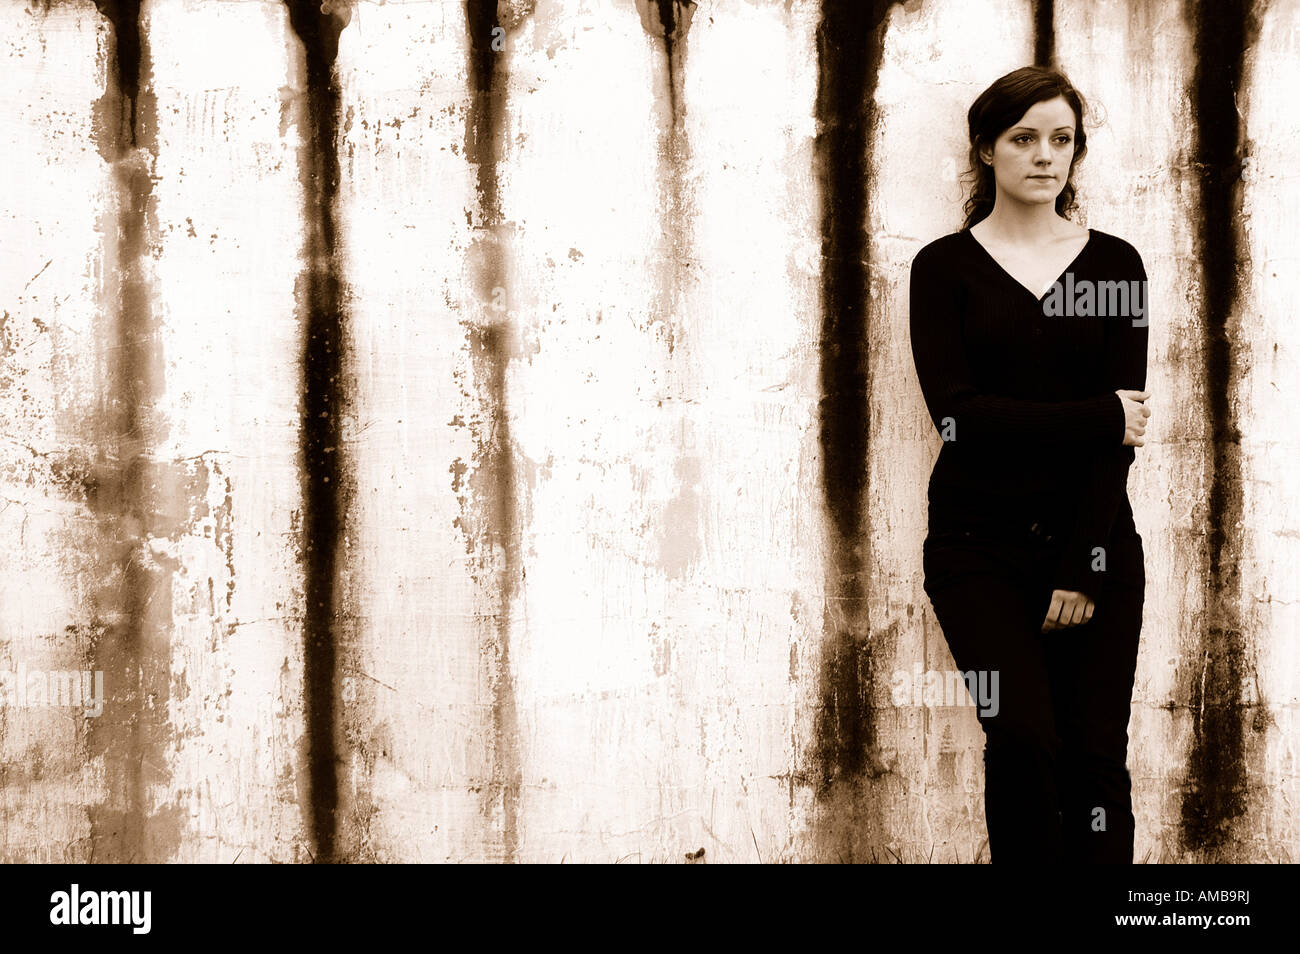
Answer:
[{"left": 964, "top": 227, "right": 1095, "bottom": 303}]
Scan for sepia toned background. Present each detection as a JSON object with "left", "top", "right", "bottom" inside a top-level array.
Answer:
[{"left": 1, "top": 0, "right": 1294, "bottom": 862}]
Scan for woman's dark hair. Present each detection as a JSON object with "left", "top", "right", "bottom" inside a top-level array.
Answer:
[{"left": 961, "top": 65, "right": 1089, "bottom": 230}]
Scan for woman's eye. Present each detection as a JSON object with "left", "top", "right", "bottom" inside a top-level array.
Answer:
[
  {"left": 1014, "top": 135, "right": 1032, "bottom": 144},
  {"left": 1055, "top": 136, "right": 1073, "bottom": 144}
]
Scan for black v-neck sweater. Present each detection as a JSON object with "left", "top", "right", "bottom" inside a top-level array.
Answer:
[{"left": 908, "top": 226, "right": 1149, "bottom": 598}]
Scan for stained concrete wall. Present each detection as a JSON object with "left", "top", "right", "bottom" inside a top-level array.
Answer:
[{"left": 0, "top": 0, "right": 1294, "bottom": 862}]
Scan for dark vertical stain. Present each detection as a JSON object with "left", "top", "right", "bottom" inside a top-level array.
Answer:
[
  {"left": 284, "top": 0, "right": 351, "bottom": 864},
  {"left": 462, "top": 0, "right": 527, "bottom": 863},
  {"left": 633, "top": 0, "right": 697, "bottom": 361},
  {"left": 634, "top": 0, "right": 697, "bottom": 128},
  {"left": 94, "top": 1, "right": 143, "bottom": 145},
  {"left": 657, "top": 0, "right": 684, "bottom": 118},
  {"left": 808, "top": 0, "right": 901, "bottom": 862},
  {"left": 466, "top": 1, "right": 505, "bottom": 225},
  {"left": 628, "top": 0, "right": 701, "bottom": 825},
  {"left": 1179, "top": 0, "right": 1261, "bottom": 858},
  {"left": 1032, "top": 0, "right": 1054, "bottom": 67},
  {"left": 85, "top": 0, "right": 179, "bottom": 863}
]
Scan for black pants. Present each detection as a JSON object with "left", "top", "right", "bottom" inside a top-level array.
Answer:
[{"left": 922, "top": 505, "right": 1145, "bottom": 864}]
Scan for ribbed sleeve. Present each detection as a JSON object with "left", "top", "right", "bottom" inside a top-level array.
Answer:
[
  {"left": 1050, "top": 246, "right": 1150, "bottom": 598},
  {"left": 909, "top": 243, "right": 1125, "bottom": 447}
]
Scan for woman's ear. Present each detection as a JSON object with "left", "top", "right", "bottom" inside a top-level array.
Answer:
[{"left": 977, "top": 141, "right": 993, "bottom": 166}]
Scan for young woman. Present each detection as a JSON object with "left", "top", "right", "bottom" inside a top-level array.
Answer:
[{"left": 909, "top": 65, "right": 1152, "bottom": 863}]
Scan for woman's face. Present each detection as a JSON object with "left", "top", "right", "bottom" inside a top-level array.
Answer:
[{"left": 979, "top": 95, "right": 1078, "bottom": 209}]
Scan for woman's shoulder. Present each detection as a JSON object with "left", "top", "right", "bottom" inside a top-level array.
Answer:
[
  {"left": 911, "top": 230, "right": 969, "bottom": 268},
  {"left": 1086, "top": 228, "right": 1145, "bottom": 269}
]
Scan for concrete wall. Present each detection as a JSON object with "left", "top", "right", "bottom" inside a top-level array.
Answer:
[{"left": 0, "top": 0, "right": 1294, "bottom": 862}]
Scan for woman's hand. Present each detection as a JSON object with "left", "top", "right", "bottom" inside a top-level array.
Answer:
[
  {"left": 1042, "top": 589, "right": 1095, "bottom": 633},
  {"left": 1117, "top": 389, "right": 1151, "bottom": 446}
]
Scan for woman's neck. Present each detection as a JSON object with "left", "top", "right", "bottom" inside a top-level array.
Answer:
[{"left": 975, "top": 202, "right": 1075, "bottom": 243}]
